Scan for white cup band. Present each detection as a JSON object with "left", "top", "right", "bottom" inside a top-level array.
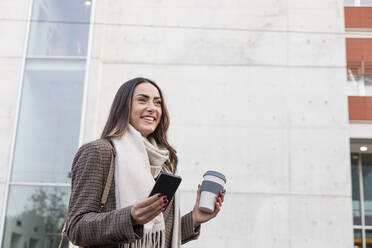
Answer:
[{"left": 203, "top": 175, "right": 225, "bottom": 187}]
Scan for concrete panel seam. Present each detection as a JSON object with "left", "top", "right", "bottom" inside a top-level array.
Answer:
[
  {"left": 180, "top": 190, "right": 352, "bottom": 198},
  {"left": 0, "top": 17, "right": 349, "bottom": 36},
  {"left": 96, "top": 60, "right": 346, "bottom": 69}
]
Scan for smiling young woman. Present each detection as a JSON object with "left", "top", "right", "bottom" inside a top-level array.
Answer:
[
  {"left": 100, "top": 78, "right": 177, "bottom": 173},
  {"left": 66, "top": 77, "right": 225, "bottom": 248},
  {"left": 129, "top": 83, "right": 162, "bottom": 138}
]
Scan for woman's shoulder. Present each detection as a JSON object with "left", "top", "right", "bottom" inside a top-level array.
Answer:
[
  {"left": 81, "top": 138, "right": 112, "bottom": 151},
  {"left": 75, "top": 139, "right": 114, "bottom": 160}
]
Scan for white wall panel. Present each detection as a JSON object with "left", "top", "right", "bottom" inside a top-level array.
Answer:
[
  {"left": 0, "top": 183, "right": 5, "bottom": 222},
  {"left": 95, "top": 64, "right": 290, "bottom": 129},
  {"left": 287, "top": 8, "right": 344, "bottom": 33},
  {"left": 290, "top": 129, "right": 351, "bottom": 196},
  {"left": 98, "top": 0, "right": 288, "bottom": 31},
  {"left": 0, "top": 21, "right": 27, "bottom": 57},
  {"left": 85, "top": 0, "right": 352, "bottom": 247},
  {"left": 101, "top": 26, "right": 288, "bottom": 65},
  {"left": 0, "top": 1, "right": 29, "bottom": 244},
  {"left": 82, "top": 59, "right": 104, "bottom": 143},
  {"left": 90, "top": 24, "right": 105, "bottom": 59},
  {"left": 0, "top": 0, "right": 30, "bottom": 19},
  {"left": 180, "top": 192, "right": 289, "bottom": 248},
  {"left": 174, "top": 125, "right": 289, "bottom": 194},
  {"left": 287, "top": 0, "right": 344, "bottom": 32},
  {"left": 287, "top": 0, "right": 341, "bottom": 10},
  {"left": 287, "top": 67, "right": 348, "bottom": 128},
  {"left": 289, "top": 195, "right": 353, "bottom": 248},
  {"left": 0, "top": 59, "right": 22, "bottom": 182},
  {"left": 288, "top": 33, "right": 345, "bottom": 67},
  {"left": 349, "top": 122, "right": 372, "bottom": 139}
]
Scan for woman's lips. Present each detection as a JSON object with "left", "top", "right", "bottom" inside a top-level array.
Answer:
[{"left": 141, "top": 116, "right": 156, "bottom": 124}]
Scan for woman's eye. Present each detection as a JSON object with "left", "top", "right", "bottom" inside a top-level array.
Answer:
[
  {"left": 155, "top": 101, "right": 162, "bottom": 106},
  {"left": 138, "top": 98, "right": 146, "bottom": 102}
]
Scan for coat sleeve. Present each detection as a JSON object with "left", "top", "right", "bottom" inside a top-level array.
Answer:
[
  {"left": 66, "top": 142, "right": 143, "bottom": 246},
  {"left": 181, "top": 211, "right": 200, "bottom": 244}
]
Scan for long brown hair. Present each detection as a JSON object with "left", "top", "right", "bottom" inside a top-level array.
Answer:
[{"left": 101, "top": 77, "right": 178, "bottom": 173}]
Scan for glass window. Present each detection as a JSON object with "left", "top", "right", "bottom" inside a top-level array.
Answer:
[
  {"left": 352, "top": 153, "right": 362, "bottom": 225},
  {"left": 361, "top": 0, "right": 372, "bottom": 6},
  {"left": 27, "top": 0, "right": 92, "bottom": 56},
  {"left": 346, "top": 75, "right": 372, "bottom": 96},
  {"left": 1, "top": 0, "right": 92, "bottom": 245},
  {"left": 2, "top": 186, "right": 69, "bottom": 248},
  {"left": 347, "top": 79, "right": 360, "bottom": 96},
  {"left": 362, "top": 154, "right": 372, "bottom": 225},
  {"left": 345, "top": 0, "right": 356, "bottom": 6},
  {"left": 354, "top": 229, "right": 362, "bottom": 248},
  {"left": 351, "top": 139, "right": 372, "bottom": 247},
  {"left": 364, "top": 76, "right": 372, "bottom": 96},
  {"left": 367, "top": 230, "right": 372, "bottom": 248},
  {"left": 345, "top": 62, "right": 372, "bottom": 96},
  {"left": 347, "top": 67, "right": 362, "bottom": 96},
  {"left": 11, "top": 59, "right": 85, "bottom": 183}
]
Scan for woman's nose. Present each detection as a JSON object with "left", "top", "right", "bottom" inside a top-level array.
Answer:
[{"left": 146, "top": 101, "right": 155, "bottom": 110}]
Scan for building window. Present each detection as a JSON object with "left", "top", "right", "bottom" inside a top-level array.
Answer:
[
  {"left": 351, "top": 139, "right": 372, "bottom": 248},
  {"left": 345, "top": 0, "right": 356, "bottom": 6},
  {"left": 11, "top": 59, "right": 85, "bottom": 183},
  {"left": 28, "top": 0, "right": 91, "bottom": 56},
  {"left": 347, "top": 62, "right": 372, "bottom": 96},
  {"left": 2, "top": 186, "right": 70, "bottom": 248},
  {"left": 1, "top": 0, "right": 92, "bottom": 247},
  {"left": 344, "top": 0, "right": 372, "bottom": 6},
  {"left": 361, "top": 0, "right": 372, "bottom": 6}
]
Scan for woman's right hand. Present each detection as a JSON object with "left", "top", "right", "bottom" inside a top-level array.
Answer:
[{"left": 130, "top": 194, "right": 168, "bottom": 225}]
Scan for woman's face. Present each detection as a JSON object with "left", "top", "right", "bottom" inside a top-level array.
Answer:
[{"left": 130, "top": 82, "right": 162, "bottom": 137}]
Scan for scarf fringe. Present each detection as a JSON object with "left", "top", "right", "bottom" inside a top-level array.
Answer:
[{"left": 120, "top": 229, "right": 165, "bottom": 248}]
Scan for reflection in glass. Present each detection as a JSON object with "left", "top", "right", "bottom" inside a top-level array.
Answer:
[
  {"left": 347, "top": 71, "right": 361, "bottom": 96},
  {"left": 11, "top": 59, "right": 85, "bottom": 183},
  {"left": 2, "top": 186, "right": 69, "bottom": 248},
  {"left": 344, "top": 0, "right": 355, "bottom": 6},
  {"left": 361, "top": 0, "right": 372, "bottom": 6},
  {"left": 351, "top": 153, "right": 361, "bottom": 225},
  {"left": 367, "top": 230, "right": 372, "bottom": 248},
  {"left": 362, "top": 154, "right": 372, "bottom": 225},
  {"left": 347, "top": 81, "right": 359, "bottom": 96},
  {"left": 354, "top": 229, "right": 362, "bottom": 248},
  {"left": 345, "top": 62, "right": 372, "bottom": 96},
  {"left": 364, "top": 76, "right": 372, "bottom": 96},
  {"left": 27, "top": 0, "right": 91, "bottom": 56}
]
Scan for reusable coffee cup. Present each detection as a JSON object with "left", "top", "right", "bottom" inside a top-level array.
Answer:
[{"left": 198, "top": 170, "right": 226, "bottom": 213}]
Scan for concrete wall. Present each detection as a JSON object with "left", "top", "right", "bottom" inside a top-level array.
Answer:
[
  {"left": 0, "top": 0, "right": 353, "bottom": 247},
  {"left": 82, "top": 0, "right": 353, "bottom": 247},
  {"left": 0, "top": 0, "right": 29, "bottom": 225}
]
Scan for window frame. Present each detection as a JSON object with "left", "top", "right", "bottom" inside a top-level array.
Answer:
[
  {"left": 0, "top": 0, "right": 95, "bottom": 246},
  {"left": 352, "top": 152, "right": 372, "bottom": 248}
]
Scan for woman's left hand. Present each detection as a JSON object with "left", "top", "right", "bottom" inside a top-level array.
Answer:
[{"left": 191, "top": 184, "right": 226, "bottom": 228}]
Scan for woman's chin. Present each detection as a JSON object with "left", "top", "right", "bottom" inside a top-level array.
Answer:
[{"left": 138, "top": 127, "right": 156, "bottom": 137}]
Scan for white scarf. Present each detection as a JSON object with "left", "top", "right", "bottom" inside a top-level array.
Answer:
[{"left": 112, "top": 125, "right": 181, "bottom": 248}]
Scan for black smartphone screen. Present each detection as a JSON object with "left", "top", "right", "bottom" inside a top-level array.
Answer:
[{"left": 149, "top": 172, "right": 182, "bottom": 202}]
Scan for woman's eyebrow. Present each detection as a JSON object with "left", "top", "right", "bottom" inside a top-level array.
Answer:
[
  {"left": 135, "top": 94, "right": 149, "bottom": 98},
  {"left": 135, "top": 94, "right": 161, "bottom": 100}
]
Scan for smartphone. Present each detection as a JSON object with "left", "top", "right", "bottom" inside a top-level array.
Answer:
[{"left": 149, "top": 172, "right": 182, "bottom": 204}]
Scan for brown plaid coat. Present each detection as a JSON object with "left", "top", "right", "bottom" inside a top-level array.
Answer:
[{"left": 66, "top": 139, "right": 200, "bottom": 248}]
